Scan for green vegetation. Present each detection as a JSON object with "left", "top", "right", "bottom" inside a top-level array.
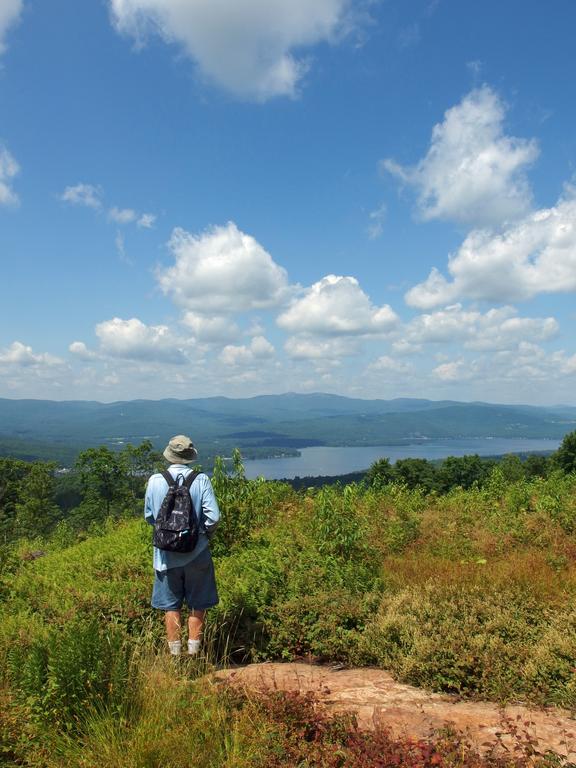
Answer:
[
  {"left": 364, "top": 451, "right": 552, "bottom": 492},
  {"left": 1, "top": 432, "right": 576, "bottom": 765}
]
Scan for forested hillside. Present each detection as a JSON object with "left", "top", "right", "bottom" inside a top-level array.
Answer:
[{"left": 1, "top": 394, "right": 574, "bottom": 465}]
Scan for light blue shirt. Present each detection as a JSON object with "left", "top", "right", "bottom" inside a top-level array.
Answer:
[{"left": 144, "top": 464, "right": 220, "bottom": 572}]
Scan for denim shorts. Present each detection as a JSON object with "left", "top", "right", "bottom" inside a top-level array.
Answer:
[{"left": 151, "top": 547, "right": 219, "bottom": 611}]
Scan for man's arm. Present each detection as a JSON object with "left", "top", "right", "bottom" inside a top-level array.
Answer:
[
  {"left": 144, "top": 477, "right": 156, "bottom": 526},
  {"left": 200, "top": 475, "right": 220, "bottom": 539}
]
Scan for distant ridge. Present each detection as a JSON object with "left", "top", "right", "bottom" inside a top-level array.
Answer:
[{"left": 0, "top": 393, "right": 574, "bottom": 465}]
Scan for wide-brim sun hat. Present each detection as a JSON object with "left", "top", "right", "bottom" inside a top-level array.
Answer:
[{"left": 163, "top": 435, "right": 198, "bottom": 464}]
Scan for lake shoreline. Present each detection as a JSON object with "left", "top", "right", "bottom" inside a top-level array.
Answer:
[{"left": 242, "top": 438, "right": 561, "bottom": 480}]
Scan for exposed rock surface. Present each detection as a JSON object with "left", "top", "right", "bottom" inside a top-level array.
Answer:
[{"left": 215, "top": 663, "right": 576, "bottom": 759}]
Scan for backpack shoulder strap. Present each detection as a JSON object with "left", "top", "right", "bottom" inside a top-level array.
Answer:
[
  {"left": 184, "top": 469, "right": 200, "bottom": 489},
  {"left": 160, "top": 470, "right": 176, "bottom": 487}
]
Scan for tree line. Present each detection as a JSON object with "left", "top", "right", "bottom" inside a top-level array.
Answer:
[
  {"left": 0, "top": 440, "right": 161, "bottom": 545},
  {"left": 1, "top": 431, "right": 576, "bottom": 547},
  {"left": 366, "top": 431, "right": 576, "bottom": 491}
]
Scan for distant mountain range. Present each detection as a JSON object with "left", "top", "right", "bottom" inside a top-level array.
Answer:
[{"left": 0, "top": 393, "right": 574, "bottom": 465}]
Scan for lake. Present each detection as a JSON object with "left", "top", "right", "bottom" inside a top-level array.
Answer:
[{"left": 243, "top": 438, "right": 561, "bottom": 480}]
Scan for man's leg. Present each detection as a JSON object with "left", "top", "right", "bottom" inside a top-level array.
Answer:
[
  {"left": 165, "top": 610, "right": 182, "bottom": 655},
  {"left": 187, "top": 609, "right": 205, "bottom": 655}
]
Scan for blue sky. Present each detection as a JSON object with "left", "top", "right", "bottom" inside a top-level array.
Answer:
[{"left": 1, "top": 0, "right": 576, "bottom": 404}]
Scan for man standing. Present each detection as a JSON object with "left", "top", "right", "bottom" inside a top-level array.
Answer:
[{"left": 144, "top": 435, "right": 220, "bottom": 656}]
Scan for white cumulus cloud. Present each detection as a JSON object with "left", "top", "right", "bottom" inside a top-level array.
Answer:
[
  {"left": 109, "top": 0, "right": 350, "bottom": 100},
  {"left": 406, "top": 194, "right": 576, "bottom": 308},
  {"left": 181, "top": 312, "right": 240, "bottom": 344},
  {"left": 95, "top": 317, "right": 190, "bottom": 364},
  {"left": 219, "top": 335, "right": 274, "bottom": 366},
  {"left": 466, "top": 310, "right": 558, "bottom": 351},
  {"left": 431, "top": 343, "right": 576, "bottom": 390},
  {"left": 399, "top": 304, "right": 558, "bottom": 351},
  {"left": 383, "top": 86, "right": 538, "bottom": 228},
  {"left": 0, "top": 0, "right": 22, "bottom": 55},
  {"left": 433, "top": 360, "right": 472, "bottom": 382},
  {"left": 561, "top": 353, "right": 576, "bottom": 375},
  {"left": 284, "top": 336, "right": 358, "bottom": 360},
  {"left": 158, "top": 222, "right": 290, "bottom": 314},
  {"left": 0, "top": 144, "right": 19, "bottom": 206},
  {"left": 0, "top": 341, "right": 63, "bottom": 367},
  {"left": 69, "top": 341, "right": 99, "bottom": 360},
  {"left": 0, "top": 340, "right": 68, "bottom": 397},
  {"left": 278, "top": 275, "right": 398, "bottom": 336},
  {"left": 368, "top": 355, "right": 414, "bottom": 374}
]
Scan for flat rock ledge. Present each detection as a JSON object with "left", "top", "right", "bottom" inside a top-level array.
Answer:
[{"left": 214, "top": 663, "right": 576, "bottom": 760}]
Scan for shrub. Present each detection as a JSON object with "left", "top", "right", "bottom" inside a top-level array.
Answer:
[
  {"left": 553, "top": 430, "right": 576, "bottom": 474},
  {"left": 2, "top": 518, "right": 151, "bottom": 628},
  {"left": 212, "top": 536, "right": 288, "bottom": 660},
  {"left": 263, "top": 589, "right": 373, "bottom": 662},
  {"left": 357, "top": 580, "right": 574, "bottom": 705},
  {"left": 7, "top": 616, "right": 132, "bottom": 731},
  {"left": 312, "top": 484, "right": 364, "bottom": 559},
  {"left": 210, "top": 452, "right": 295, "bottom": 557},
  {"left": 364, "top": 483, "right": 425, "bottom": 556},
  {"left": 522, "top": 607, "right": 576, "bottom": 707}
]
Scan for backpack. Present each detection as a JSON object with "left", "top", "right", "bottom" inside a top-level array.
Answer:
[{"left": 153, "top": 470, "right": 200, "bottom": 553}]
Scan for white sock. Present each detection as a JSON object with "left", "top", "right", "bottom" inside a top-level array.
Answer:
[
  {"left": 168, "top": 640, "right": 182, "bottom": 656},
  {"left": 188, "top": 639, "right": 201, "bottom": 656}
]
